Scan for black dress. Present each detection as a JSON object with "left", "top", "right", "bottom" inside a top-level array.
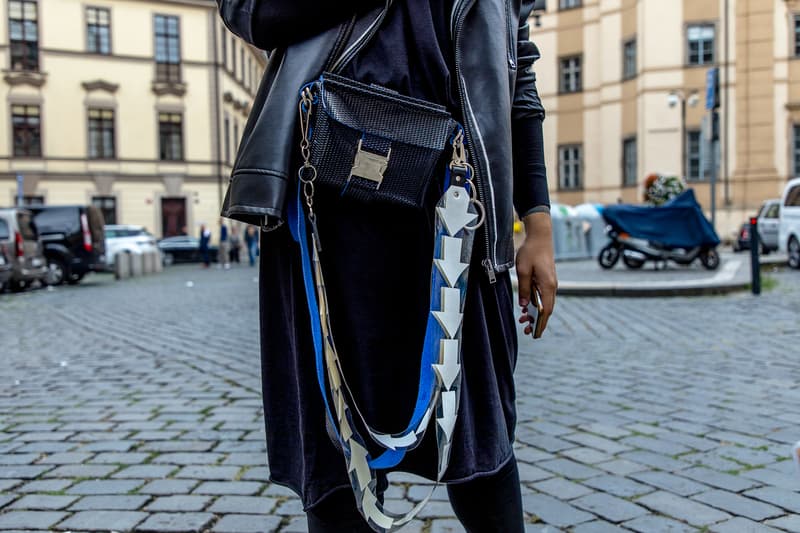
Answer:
[{"left": 258, "top": 0, "right": 519, "bottom": 509}]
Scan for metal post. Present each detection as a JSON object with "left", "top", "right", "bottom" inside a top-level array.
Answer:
[
  {"left": 710, "top": 110, "right": 718, "bottom": 232},
  {"left": 749, "top": 217, "right": 761, "bottom": 295},
  {"left": 681, "top": 98, "right": 687, "bottom": 179}
]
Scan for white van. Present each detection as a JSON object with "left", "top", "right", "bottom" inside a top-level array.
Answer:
[{"left": 778, "top": 177, "right": 800, "bottom": 269}]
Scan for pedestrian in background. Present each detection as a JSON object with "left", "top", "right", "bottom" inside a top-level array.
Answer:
[
  {"left": 217, "top": 1, "right": 555, "bottom": 531},
  {"left": 218, "top": 219, "right": 230, "bottom": 270},
  {"left": 198, "top": 223, "right": 211, "bottom": 268},
  {"left": 244, "top": 226, "right": 258, "bottom": 267},
  {"left": 229, "top": 226, "right": 242, "bottom": 264}
]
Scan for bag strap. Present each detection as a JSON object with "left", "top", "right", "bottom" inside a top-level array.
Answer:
[{"left": 289, "top": 81, "right": 485, "bottom": 532}]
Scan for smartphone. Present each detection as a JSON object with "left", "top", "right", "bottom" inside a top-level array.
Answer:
[{"left": 526, "top": 288, "right": 545, "bottom": 339}]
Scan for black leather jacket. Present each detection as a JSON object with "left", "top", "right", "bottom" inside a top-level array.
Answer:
[{"left": 217, "top": 0, "right": 545, "bottom": 277}]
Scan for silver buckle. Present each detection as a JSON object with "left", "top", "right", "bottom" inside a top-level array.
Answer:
[{"left": 349, "top": 139, "right": 391, "bottom": 189}]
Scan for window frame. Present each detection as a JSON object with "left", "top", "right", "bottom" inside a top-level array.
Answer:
[
  {"left": 559, "top": 0, "right": 582, "bottom": 10},
  {"left": 686, "top": 129, "right": 704, "bottom": 181},
  {"left": 8, "top": 0, "right": 39, "bottom": 72},
  {"left": 622, "top": 37, "right": 637, "bottom": 80},
  {"left": 86, "top": 6, "right": 111, "bottom": 55},
  {"left": 686, "top": 23, "right": 716, "bottom": 66},
  {"left": 87, "top": 108, "right": 116, "bottom": 160},
  {"left": 91, "top": 195, "right": 117, "bottom": 225},
  {"left": 794, "top": 124, "right": 800, "bottom": 179},
  {"left": 158, "top": 111, "right": 184, "bottom": 161},
  {"left": 11, "top": 103, "right": 42, "bottom": 158},
  {"left": 559, "top": 54, "right": 583, "bottom": 94},
  {"left": 558, "top": 143, "right": 583, "bottom": 191},
  {"left": 153, "top": 14, "right": 181, "bottom": 83},
  {"left": 622, "top": 136, "right": 638, "bottom": 188},
  {"left": 794, "top": 14, "right": 800, "bottom": 57}
]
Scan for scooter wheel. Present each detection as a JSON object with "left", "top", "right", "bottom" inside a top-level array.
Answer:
[
  {"left": 700, "top": 249, "right": 721, "bottom": 270},
  {"left": 598, "top": 244, "right": 621, "bottom": 269}
]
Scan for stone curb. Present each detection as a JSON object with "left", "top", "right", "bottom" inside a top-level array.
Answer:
[{"left": 510, "top": 259, "right": 752, "bottom": 298}]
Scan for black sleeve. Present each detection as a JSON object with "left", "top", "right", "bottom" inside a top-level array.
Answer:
[
  {"left": 512, "top": 1, "right": 545, "bottom": 120},
  {"left": 216, "top": 0, "right": 381, "bottom": 51},
  {"left": 512, "top": 116, "right": 550, "bottom": 217}
]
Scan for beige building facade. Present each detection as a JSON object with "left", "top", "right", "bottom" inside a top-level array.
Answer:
[
  {"left": 534, "top": 0, "right": 800, "bottom": 237},
  {"left": 0, "top": 0, "right": 263, "bottom": 238}
]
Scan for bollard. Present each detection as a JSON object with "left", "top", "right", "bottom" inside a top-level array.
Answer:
[
  {"left": 130, "top": 252, "right": 144, "bottom": 277},
  {"left": 749, "top": 217, "right": 761, "bottom": 295},
  {"left": 114, "top": 252, "right": 131, "bottom": 280}
]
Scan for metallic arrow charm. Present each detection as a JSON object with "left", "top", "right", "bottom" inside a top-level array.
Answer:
[
  {"left": 371, "top": 430, "right": 420, "bottom": 450},
  {"left": 437, "top": 390, "right": 457, "bottom": 441},
  {"left": 348, "top": 440, "right": 371, "bottom": 490},
  {"left": 415, "top": 402, "right": 435, "bottom": 435},
  {"left": 432, "top": 287, "right": 463, "bottom": 339},
  {"left": 362, "top": 488, "right": 395, "bottom": 530},
  {"left": 436, "top": 186, "right": 477, "bottom": 237},
  {"left": 433, "top": 339, "right": 461, "bottom": 391},
  {"left": 435, "top": 236, "right": 469, "bottom": 287}
]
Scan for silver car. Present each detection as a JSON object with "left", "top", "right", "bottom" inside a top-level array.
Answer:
[{"left": 0, "top": 208, "right": 48, "bottom": 291}]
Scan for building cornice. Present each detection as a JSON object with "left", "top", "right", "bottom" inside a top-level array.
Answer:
[
  {"left": 3, "top": 70, "right": 47, "bottom": 88},
  {"left": 82, "top": 80, "right": 120, "bottom": 94}
]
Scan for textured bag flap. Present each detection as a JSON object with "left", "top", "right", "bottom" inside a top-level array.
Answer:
[{"left": 318, "top": 72, "right": 455, "bottom": 151}]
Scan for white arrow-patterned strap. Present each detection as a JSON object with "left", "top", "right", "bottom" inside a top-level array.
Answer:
[{"left": 309, "top": 184, "right": 477, "bottom": 532}]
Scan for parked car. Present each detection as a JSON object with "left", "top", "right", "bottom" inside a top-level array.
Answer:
[
  {"left": 779, "top": 177, "right": 800, "bottom": 269},
  {"left": 0, "top": 208, "right": 48, "bottom": 291},
  {"left": 104, "top": 225, "right": 160, "bottom": 267},
  {"left": 28, "top": 205, "right": 107, "bottom": 285},
  {"left": 0, "top": 245, "right": 11, "bottom": 291},
  {"left": 158, "top": 235, "right": 218, "bottom": 265},
  {"left": 732, "top": 199, "right": 781, "bottom": 253}
]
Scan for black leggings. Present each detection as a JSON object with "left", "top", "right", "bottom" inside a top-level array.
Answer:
[{"left": 306, "top": 458, "right": 524, "bottom": 533}]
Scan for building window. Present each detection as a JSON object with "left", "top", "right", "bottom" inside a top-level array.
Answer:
[
  {"left": 88, "top": 108, "right": 115, "bottom": 159},
  {"left": 795, "top": 15, "right": 800, "bottom": 57},
  {"left": 92, "top": 196, "right": 116, "bottom": 225},
  {"left": 622, "top": 137, "right": 637, "bottom": 187},
  {"left": 687, "top": 24, "right": 715, "bottom": 66},
  {"left": 224, "top": 114, "right": 230, "bottom": 164},
  {"left": 558, "top": 144, "right": 582, "bottom": 190},
  {"left": 228, "top": 34, "right": 233, "bottom": 71},
  {"left": 158, "top": 112, "right": 183, "bottom": 161},
  {"left": 86, "top": 7, "right": 111, "bottom": 55},
  {"left": 559, "top": 0, "right": 582, "bottom": 9},
  {"left": 240, "top": 48, "right": 245, "bottom": 83},
  {"left": 220, "top": 23, "right": 227, "bottom": 65},
  {"left": 623, "top": 38, "right": 637, "bottom": 79},
  {"left": 12, "top": 104, "right": 41, "bottom": 157},
  {"left": 154, "top": 15, "right": 181, "bottom": 82},
  {"left": 560, "top": 55, "right": 582, "bottom": 93},
  {"left": 794, "top": 124, "right": 800, "bottom": 178},
  {"left": 8, "top": 0, "right": 39, "bottom": 71},
  {"left": 234, "top": 121, "right": 239, "bottom": 152},
  {"left": 686, "top": 130, "right": 703, "bottom": 181},
  {"left": 15, "top": 195, "right": 43, "bottom": 206}
]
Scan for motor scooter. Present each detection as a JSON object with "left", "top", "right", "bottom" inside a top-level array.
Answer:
[{"left": 597, "top": 190, "right": 721, "bottom": 271}]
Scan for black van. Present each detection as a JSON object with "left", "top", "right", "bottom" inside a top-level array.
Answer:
[{"left": 29, "top": 205, "right": 107, "bottom": 285}]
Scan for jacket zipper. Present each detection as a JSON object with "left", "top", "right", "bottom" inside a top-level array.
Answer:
[
  {"left": 452, "top": 0, "right": 497, "bottom": 283},
  {"left": 330, "top": 1, "right": 392, "bottom": 74}
]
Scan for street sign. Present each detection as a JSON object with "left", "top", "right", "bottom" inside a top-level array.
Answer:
[{"left": 706, "top": 67, "right": 720, "bottom": 110}]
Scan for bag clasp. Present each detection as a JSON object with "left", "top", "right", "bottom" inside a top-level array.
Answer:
[{"left": 350, "top": 139, "right": 391, "bottom": 189}]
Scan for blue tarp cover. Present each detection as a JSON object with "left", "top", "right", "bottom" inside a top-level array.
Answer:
[{"left": 601, "top": 190, "right": 720, "bottom": 248}]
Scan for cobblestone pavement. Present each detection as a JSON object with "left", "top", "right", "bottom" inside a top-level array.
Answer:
[{"left": 1, "top": 264, "right": 799, "bottom": 532}]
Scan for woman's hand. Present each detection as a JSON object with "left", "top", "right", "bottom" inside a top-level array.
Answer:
[{"left": 516, "top": 212, "right": 557, "bottom": 338}]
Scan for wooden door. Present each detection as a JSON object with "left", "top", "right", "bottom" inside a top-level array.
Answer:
[{"left": 161, "top": 197, "right": 186, "bottom": 238}]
